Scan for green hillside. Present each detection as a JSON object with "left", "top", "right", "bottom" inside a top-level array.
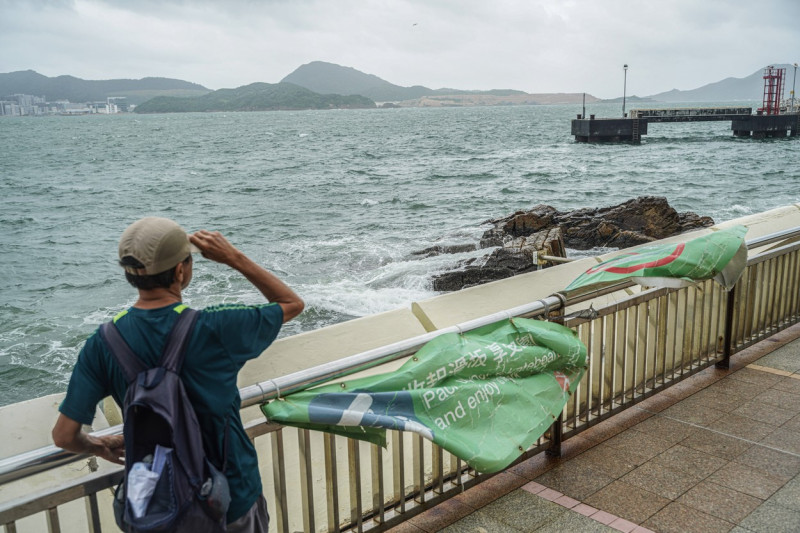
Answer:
[
  {"left": 281, "top": 61, "right": 526, "bottom": 102},
  {"left": 0, "top": 70, "right": 209, "bottom": 105},
  {"left": 134, "top": 82, "right": 376, "bottom": 113}
]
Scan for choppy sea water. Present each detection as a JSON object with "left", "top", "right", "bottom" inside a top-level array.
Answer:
[{"left": 2, "top": 102, "right": 799, "bottom": 406}]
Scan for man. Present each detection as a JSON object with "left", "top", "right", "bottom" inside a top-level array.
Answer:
[{"left": 52, "top": 217, "right": 303, "bottom": 531}]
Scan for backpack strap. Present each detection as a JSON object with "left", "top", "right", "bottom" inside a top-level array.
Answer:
[
  {"left": 100, "top": 321, "right": 147, "bottom": 383},
  {"left": 160, "top": 308, "right": 200, "bottom": 374},
  {"left": 99, "top": 307, "right": 200, "bottom": 382}
]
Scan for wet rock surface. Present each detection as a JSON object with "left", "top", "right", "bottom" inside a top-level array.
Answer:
[{"left": 429, "top": 196, "right": 714, "bottom": 292}]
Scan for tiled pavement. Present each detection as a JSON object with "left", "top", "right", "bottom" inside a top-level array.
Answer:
[{"left": 388, "top": 323, "right": 800, "bottom": 533}]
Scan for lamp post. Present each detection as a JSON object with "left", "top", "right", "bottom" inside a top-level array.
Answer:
[
  {"left": 792, "top": 63, "right": 798, "bottom": 113},
  {"left": 622, "top": 64, "right": 628, "bottom": 117}
]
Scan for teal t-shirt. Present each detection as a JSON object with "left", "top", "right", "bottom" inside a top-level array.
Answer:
[{"left": 59, "top": 302, "right": 284, "bottom": 523}]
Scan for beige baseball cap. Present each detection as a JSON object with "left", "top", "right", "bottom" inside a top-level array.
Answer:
[{"left": 118, "top": 217, "right": 200, "bottom": 275}]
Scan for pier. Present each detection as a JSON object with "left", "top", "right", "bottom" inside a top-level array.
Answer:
[
  {"left": 571, "top": 107, "right": 800, "bottom": 143},
  {"left": 574, "top": 65, "right": 800, "bottom": 143}
]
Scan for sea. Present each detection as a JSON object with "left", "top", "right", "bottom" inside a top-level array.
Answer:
[{"left": 2, "top": 102, "right": 799, "bottom": 407}]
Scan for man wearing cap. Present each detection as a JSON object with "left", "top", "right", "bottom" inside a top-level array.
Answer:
[{"left": 52, "top": 217, "right": 303, "bottom": 531}]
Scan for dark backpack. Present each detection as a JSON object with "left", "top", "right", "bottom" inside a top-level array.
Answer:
[{"left": 100, "top": 308, "right": 230, "bottom": 532}]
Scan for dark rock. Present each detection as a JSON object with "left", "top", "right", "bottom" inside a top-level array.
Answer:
[
  {"left": 432, "top": 227, "right": 565, "bottom": 291},
  {"left": 411, "top": 243, "right": 478, "bottom": 258},
  {"left": 430, "top": 197, "right": 714, "bottom": 292},
  {"left": 481, "top": 196, "right": 713, "bottom": 250}
]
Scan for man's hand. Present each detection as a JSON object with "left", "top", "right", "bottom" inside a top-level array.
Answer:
[
  {"left": 189, "top": 230, "right": 243, "bottom": 267},
  {"left": 94, "top": 434, "right": 126, "bottom": 465},
  {"left": 189, "top": 230, "right": 304, "bottom": 322},
  {"left": 52, "top": 413, "right": 126, "bottom": 465}
]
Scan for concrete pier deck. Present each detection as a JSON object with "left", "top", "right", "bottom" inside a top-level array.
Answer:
[
  {"left": 390, "top": 322, "right": 800, "bottom": 533},
  {"left": 572, "top": 108, "right": 800, "bottom": 142}
]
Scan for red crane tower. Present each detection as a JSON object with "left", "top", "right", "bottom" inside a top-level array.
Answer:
[{"left": 759, "top": 66, "right": 786, "bottom": 115}]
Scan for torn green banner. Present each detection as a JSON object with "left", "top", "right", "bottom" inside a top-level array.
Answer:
[
  {"left": 262, "top": 318, "right": 587, "bottom": 473},
  {"left": 565, "top": 225, "right": 748, "bottom": 293}
]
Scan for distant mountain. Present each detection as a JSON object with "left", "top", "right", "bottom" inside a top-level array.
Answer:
[
  {"left": 647, "top": 64, "right": 796, "bottom": 103},
  {"left": 282, "top": 61, "right": 434, "bottom": 101},
  {"left": 281, "top": 61, "right": 529, "bottom": 102},
  {"left": 0, "top": 70, "right": 210, "bottom": 105},
  {"left": 133, "top": 82, "right": 375, "bottom": 113}
]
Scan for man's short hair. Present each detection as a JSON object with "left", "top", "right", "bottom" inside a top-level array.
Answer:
[{"left": 120, "top": 255, "right": 191, "bottom": 290}]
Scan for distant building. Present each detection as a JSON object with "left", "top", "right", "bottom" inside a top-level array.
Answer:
[
  {"left": 0, "top": 94, "right": 46, "bottom": 116},
  {"left": 0, "top": 94, "right": 132, "bottom": 116}
]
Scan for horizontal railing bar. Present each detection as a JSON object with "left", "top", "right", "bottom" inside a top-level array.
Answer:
[
  {"left": 745, "top": 239, "right": 800, "bottom": 265},
  {"left": 3, "top": 225, "right": 799, "bottom": 488},
  {"left": 0, "top": 425, "right": 122, "bottom": 486},
  {"left": 239, "top": 294, "right": 567, "bottom": 408},
  {"left": 0, "top": 469, "right": 122, "bottom": 524}
]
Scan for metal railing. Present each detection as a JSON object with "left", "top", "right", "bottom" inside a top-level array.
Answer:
[{"left": 2, "top": 226, "right": 800, "bottom": 532}]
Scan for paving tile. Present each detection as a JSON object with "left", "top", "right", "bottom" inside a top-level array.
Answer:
[
  {"left": 734, "top": 445, "right": 800, "bottom": 482},
  {"left": 384, "top": 520, "right": 427, "bottom": 533},
  {"left": 781, "top": 412, "right": 800, "bottom": 433},
  {"left": 651, "top": 443, "right": 728, "bottom": 478},
  {"left": 706, "top": 413, "right": 778, "bottom": 441},
  {"left": 732, "top": 399, "right": 797, "bottom": 426},
  {"left": 533, "top": 508, "right": 617, "bottom": 533},
  {"left": 628, "top": 414, "right": 696, "bottom": 445},
  {"left": 677, "top": 480, "right": 763, "bottom": 523},
  {"left": 553, "top": 494, "right": 580, "bottom": 508},
  {"left": 661, "top": 399, "right": 727, "bottom": 426},
  {"left": 506, "top": 451, "right": 559, "bottom": 481},
  {"left": 681, "top": 427, "right": 753, "bottom": 460},
  {"left": 726, "top": 366, "right": 784, "bottom": 387},
  {"left": 688, "top": 388, "right": 749, "bottom": 412},
  {"left": 573, "top": 503, "right": 598, "bottom": 516},
  {"left": 569, "top": 442, "right": 650, "bottom": 479},
  {"left": 591, "top": 510, "right": 618, "bottom": 525},
  {"left": 738, "top": 500, "right": 800, "bottom": 533},
  {"left": 534, "top": 461, "right": 615, "bottom": 500},
  {"left": 708, "top": 376, "right": 768, "bottom": 399},
  {"left": 769, "top": 476, "right": 800, "bottom": 511},
  {"left": 407, "top": 496, "right": 474, "bottom": 532},
  {"left": 707, "top": 461, "right": 786, "bottom": 500},
  {"left": 584, "top": 480, "right": 670, "bottom": 524},
  {"left": 453, "top": 472, "right": 526, "bottom": 510},
  {"left": 760, "top": 426, "right": 800, "bottom": 455},
  {"left": 620, "top": 459, "right": 704, "bottom": 500},
  {"left": 520, "top": 481, "right": 546, "bottom": 494},
  {"left": 642, "top": 501, "right": 735, "bottom": 533},
  {"left": 755, "top": 349, "right": 800, "bottom": 373},
  {"left": 602, "top": 428, "right": 675, "bottom": 461},
  {"left": 753, "top": 388, "right": 800, "bottom": 411},
  {"left": 578, "top": 420, "right": 628, "bottom": 445},
  {"left": 559, "top": 434, "right": 596, "bottom": 460},
  {"left": 437, "top": 510, "right": 521, "bottom": 533},
  {"left": 608, "top": 516, "right": 638, "bottom": 532},
  {"left": 635, "top": 392, "right": 681, "bottom": 412},
  {"left": 538, "top": 488, "right": 563, "bottom": 501},
  {"left": 479, "top": 490, "right": 566, "bottom": 531},
  {"left": 773, "top": 375, "right": 800, "bottom": 394}
]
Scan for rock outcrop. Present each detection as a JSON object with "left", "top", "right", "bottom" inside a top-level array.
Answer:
[
  {"left": 481, "top": 196, "right": 714, "bottom": 250},
  {"left": 430, "top": 197, "right": 714, "bottom": 292}
]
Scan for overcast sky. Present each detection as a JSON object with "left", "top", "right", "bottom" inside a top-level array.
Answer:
[{"left": 2, "top": 0, "right": 799, "bottom": 99}]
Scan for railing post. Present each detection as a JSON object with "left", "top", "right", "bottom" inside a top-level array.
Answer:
[
  {"left": 546, "top": 412, "right": 563, "bottom": 457},
  {"left": 716, "top": 286, "right": 737, "bottom": 369}
]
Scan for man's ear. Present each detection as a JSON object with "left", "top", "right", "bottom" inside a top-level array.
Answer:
[{"left": 174, "top": 262, "right": 185, "bottom": 286}]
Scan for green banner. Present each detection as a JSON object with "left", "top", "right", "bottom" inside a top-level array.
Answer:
[
  {"left": 565, "top": 225, "right": 748, "bottom": 292},
  {"left": 262, "top": 318, "right": 587, "bottom": 473}
]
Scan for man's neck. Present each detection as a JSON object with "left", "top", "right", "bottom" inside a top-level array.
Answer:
[{"left": 134, "top": 286, "right": 182, "bottom": 309}]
